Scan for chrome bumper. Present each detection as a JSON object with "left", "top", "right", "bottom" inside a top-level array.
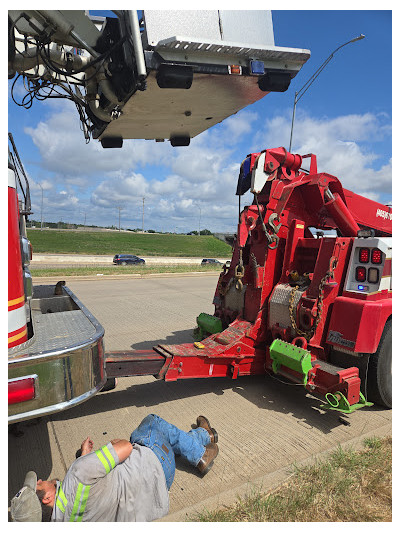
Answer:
[{"left": 8, "top": 285, "right": 106, "bottom": 423}]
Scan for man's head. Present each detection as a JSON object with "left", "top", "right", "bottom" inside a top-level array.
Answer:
[
  {"left": 11, "top": 472, "right": 58, "bottom": 522},
  {"left": 36, "top": 478, "right": 57, "bottom": 505},
  {"left": 36, "top": 478, "right": 58, "bottom": 522}
]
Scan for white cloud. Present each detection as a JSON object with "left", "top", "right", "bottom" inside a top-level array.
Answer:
[
  {"left": 91, "top": 173, "right": 148, "bottom": 208},
  {"left": 24, "top": 102, "right": 168, "bottom": 177},
  {"left": 222, "top": 110, "right": 259, "bottom": 141},
  {"left": 23, "top": 103, "right": 392, "bottom": 232},
  {"left": 254, "top": 111, "right": 392, "bottom": 198}
]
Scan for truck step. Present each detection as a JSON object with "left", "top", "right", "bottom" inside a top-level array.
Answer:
[{"left": 312, "top": 359, "right": 347, "bottom": 375}]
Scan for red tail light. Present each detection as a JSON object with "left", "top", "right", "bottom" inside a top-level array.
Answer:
[
  {"left": 371, "top": 248, "right": 383, "bottom": 264},
  {"left": 355, "top": 266, "right": 367, "bottom": 282},
  {"left": 359, "top": 248, "right": 369, "bottom": 263},
  {"left": 8, "top": 376, "right": 36, "bottom": 405}
]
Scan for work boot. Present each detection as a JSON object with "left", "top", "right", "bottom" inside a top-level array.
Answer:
[
  {"left": 197, "top": 443, "right": 219, "bottom": 475},
  {"left": 195, "top": 415, "right": 218, "bottom": 443}
]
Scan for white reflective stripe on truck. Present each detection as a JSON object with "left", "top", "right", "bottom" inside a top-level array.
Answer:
[
  {"left": 8, "top": 167, "right": 16, "bottom": 189},
  {"left": 8, "top": 303, "right": 27, "bottom": 334},
  {"left": 379, "top": 276, "right": 391, "bottom": 291}
]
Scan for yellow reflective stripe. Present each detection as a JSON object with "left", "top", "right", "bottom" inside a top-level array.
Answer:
[
  {"left": 69, "top": 483, "right": 83, "bottom": 522},
  {"left": 56, "top": 498, "right": 65, "bottom": 513},
  {"left": 8, "top": 327, "right": 27, "bottom": 345},
  {"left": 58, "top": 484, "right": 68, "bottom": 506},
  {"left": 101, "top": 445, "right": 116, "bottom": 470},
  {"left": 55, "top": 483, "right": 67, "bottom": 513},
  {"left": 8, "top": 295, "right": 25, "bottom": 307},
  {"left": 95, "top": 449, "right": 110, "bottom": 473},
  {"left": 76, "top": 485, "right": 90, "bottom": 522}
]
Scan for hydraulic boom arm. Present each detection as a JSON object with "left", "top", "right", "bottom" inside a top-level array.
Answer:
[{"left": 9, "top": 10, "right": 310, "bottom": 147}]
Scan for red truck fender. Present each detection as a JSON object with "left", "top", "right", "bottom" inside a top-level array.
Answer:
[{"left": 326, "top": 296, "right": 391, "bottom": 354}]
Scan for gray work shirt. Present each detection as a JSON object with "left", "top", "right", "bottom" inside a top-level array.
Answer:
[{"left": 51, "top": 442, "right": 169, "bottom": 522}]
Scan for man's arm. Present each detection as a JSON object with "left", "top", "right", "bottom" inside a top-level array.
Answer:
[
  {"left": 71, "top": 439, "right": 132, "bottom": 484},
  {"left": 80, "top": 437, "right": 94, "bottom": 456},
  {"left": 110, "top": 439, "right": 133, "bottom": 463}
]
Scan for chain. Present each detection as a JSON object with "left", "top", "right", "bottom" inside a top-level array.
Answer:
[
  {"left": 218, "top": 251, "right": 245, "bottom": 296},
  {"left": 288, "top": 258, "right": 337, "bottom": 340}
]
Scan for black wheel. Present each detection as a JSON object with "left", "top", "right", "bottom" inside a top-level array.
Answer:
[
  {"left": 101, "top": 378, "right": 117, "bottom": 392},
  {"left": 121, "top": 261, "right": 127, "bottom": 266},
  {"left": 367, "top": 320, "right": 391, "bottom": 408}
]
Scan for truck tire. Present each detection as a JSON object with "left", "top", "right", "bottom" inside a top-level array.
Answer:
[
  {"left": 100, "top": 378, "right": 117, "bottom": 392},
  {"left": 367, "top": 320, "right": 392, "bottom": 408}
]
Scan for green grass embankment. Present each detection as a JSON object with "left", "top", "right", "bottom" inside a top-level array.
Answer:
[
  {"left": 192, "top": 436, "right": 392, "bottom": 522},
  {"left": 27, "top": 230, "right": 232, "bottom": 257},
  {"left": 30, "top": 264, "right": 223, "bottom": 277}
]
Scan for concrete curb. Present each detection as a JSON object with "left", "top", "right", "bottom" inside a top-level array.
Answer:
[{"left": 157, "top": 422, "right": 392, "bottom": 522}]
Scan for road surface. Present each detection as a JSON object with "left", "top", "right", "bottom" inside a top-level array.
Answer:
[
  {"left": 8, "top": 275, "right": 392, "bottom": 521},
  {"left": 30, "top": 253, "right": 229, "bottom": 268}
]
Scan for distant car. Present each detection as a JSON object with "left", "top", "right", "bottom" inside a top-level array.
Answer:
[
  {"left": 201, "top": 258, "right": 222, "bottom": 265},
  {"left": 113, "top": 254, "right": 145, "bottom": 266}
]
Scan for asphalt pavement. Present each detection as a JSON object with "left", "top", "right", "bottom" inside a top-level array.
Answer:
[
  {"left": 30, "top": 253, "right": 229, "bottom": 267},
  {"left": 8, "top": 275, "right": 392, "bottom": 521}
]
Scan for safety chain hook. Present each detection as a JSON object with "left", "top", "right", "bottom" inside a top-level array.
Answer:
[{"left": 289, "top": 257, "right": 337, "bottom": 340}]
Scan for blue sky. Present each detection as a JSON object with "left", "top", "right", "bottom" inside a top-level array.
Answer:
[{"left": 8, "top": 9, "right": 392, "bottom": 233}]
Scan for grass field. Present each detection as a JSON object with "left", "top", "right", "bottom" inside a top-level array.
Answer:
[
  {"left": 27, "top": 230, "right": 232, "bottom": 257},
  {"left": 30, "top": 264, "right": 223, "bottom": 277},
  {"left": 192, "top": 436, "right": 392, "bottom": 522}
]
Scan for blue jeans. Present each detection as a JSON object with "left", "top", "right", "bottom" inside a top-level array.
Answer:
[{"left": 130, "top": 414, "right": 210, "bottom": 489}]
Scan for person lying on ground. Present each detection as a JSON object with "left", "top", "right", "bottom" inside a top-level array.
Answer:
[{"left": 11, "top": 414, "right": 219, "bottom": 522}]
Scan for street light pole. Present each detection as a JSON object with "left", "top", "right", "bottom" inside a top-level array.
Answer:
[
  {"left": 117, "top": 206, "right": 122, "bottom": 231},
  {"left": 198, "top": 206, "right": 201, "bottom": 236},
  {"left": 288, "top": 34, "right": 365, "bottom": 152},
  {"left": 142, "top": 197, "right": 145, "bottom": 232},
  {"left": 39, "top": 183, "right": 44, "bottom": 231}
]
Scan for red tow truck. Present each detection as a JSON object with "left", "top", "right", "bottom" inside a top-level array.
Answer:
[{"left": 106, "top": 147, "right": 392, "bottom": 413}]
